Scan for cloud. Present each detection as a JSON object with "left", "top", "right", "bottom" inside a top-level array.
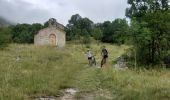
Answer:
[
  {"left": 70, "top": 0, "right": 128, "bottom": 22},
  {"left": 0, "top": 0, "right": 51, "bottom": 24},
  {"left": 0, "top": 0, "right": 128, "bottom": 25}
]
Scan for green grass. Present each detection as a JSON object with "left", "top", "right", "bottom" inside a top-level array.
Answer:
[{"left": 0, "top": 43, "right": 170, "bottom": 100}]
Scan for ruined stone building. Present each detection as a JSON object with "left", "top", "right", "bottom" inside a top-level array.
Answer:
[{"left": 34, "top": 18, "right": 66, "bottom": 47}]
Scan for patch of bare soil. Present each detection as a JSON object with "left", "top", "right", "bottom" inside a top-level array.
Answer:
[
  {"left": 35, "top": 88, "right": 78, "bottom": 100},
  {"left": 34, "top": 88, "right": 113, "bottom": 100},
  {"left": 35, "top": 96, "right": 56, "bottom": 100},
  {"left": 59, "top": 88, "right": 78, "bottom": 100}
]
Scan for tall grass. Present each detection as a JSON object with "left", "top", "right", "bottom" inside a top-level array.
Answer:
[
  {"left": 0, "top": 44, "right": 85, "bottom": 99},
  {"left": 0, "top": 43, "right": 169, "bottom": 100}
]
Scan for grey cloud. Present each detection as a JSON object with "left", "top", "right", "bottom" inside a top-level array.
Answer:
[
  {"left": 0, "top": 0, "right": 128, "bottom": 25},
  {"left": 0, "top": 0, "right": 50, "bottom": 24},
  {"left": 70, "top": 0, "right": 128, "bottom": 22}
]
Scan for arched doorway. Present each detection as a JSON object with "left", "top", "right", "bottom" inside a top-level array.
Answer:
[{"left": 49, "top": 34, "right": 56, "bottom": 45}]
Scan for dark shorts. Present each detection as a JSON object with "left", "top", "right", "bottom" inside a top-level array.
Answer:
[
  {"left": 104, "top": 55, "right": 108, "bottom": 58},
  {"left": 88, "top": 57, "right": 92, "bottom": 60}
]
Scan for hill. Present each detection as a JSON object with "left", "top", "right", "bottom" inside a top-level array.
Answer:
[
  {"left": 0, "top": 17, "right": 12, "bottom": 27},
  {"left": 0, "top": 43, "right": 169, "bottom": 100}
]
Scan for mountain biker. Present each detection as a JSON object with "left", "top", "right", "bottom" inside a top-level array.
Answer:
[{"left": 101, "top": 46, "right": 108, "bottom": 68}]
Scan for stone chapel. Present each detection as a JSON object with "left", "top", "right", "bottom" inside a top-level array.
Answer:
[{"left": 34, "top": 18, "right": 66, "bottom": 47}]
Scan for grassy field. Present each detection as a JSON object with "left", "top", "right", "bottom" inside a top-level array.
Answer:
[{"left": 0, "top": 43, "right": 170, "bottom": 100}]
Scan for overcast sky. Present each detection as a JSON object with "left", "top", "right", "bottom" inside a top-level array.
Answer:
[{"left": 0, "top": 0, "right": 128, "bottom": 25}]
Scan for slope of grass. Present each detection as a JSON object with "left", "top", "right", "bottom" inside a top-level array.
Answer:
[{"left": 0, "top": 43, "right": 170, "bottom": 100}]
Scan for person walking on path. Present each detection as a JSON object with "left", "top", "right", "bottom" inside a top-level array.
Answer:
[{"left": 101, "top": 46, "right": 108, "bottom": 68}]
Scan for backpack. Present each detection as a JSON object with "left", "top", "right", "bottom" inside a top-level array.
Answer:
[{"left": 102, "top": 49, "right": 108, "bottom": 58}]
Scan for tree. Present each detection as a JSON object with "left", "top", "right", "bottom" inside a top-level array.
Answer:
[
  {"left": 66, "top": 14, "right": 129, "bottom": 44},
  {"left": 31, "top": 23, "right": 43, "bottom": 34},
  {"left": 10, "top": 23, "right": 43, "bottom": 43},
  {"left": 101, "top": 21, "right": 114, "bottom": 43},
  {"left": 79, "top": 18, "right": 93, "bottom": 35},
  {"left": 68, "top": 14, "right": 82, "bottom": 26},
  {"left": 112, "top": 19, "right": 129, "bottom": 44},
  {"left": 92, "top": 28, "right": 103, "bottom": 40},
  {"left": 126, "top": 0, "right": 170, "bottom": 66},
  {"left": 101, "top": 19, "right": 129, "bottom": 44},
  {"left": 129, "top": 20, "right": 152, "bottom": 65},
  {"left": 66, "top": 14, "right": 93, "bottom": 41}
]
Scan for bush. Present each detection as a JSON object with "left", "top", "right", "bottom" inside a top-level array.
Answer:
[
  {"left": 10, "top": 23, "right": 43, "bottom": 43},
  {"left": 92, "top": 28, "right": 103, "bottom": 40},
  {"left": 81, "top": 35, "right": 91, "bottom": 44},
  {"left": 0, "top": 27, "right": 12, "bottom": 48}
]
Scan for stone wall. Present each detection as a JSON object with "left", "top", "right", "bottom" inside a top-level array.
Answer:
[{"left": 34, "top": 26, "right": 66, "bottom": 47}]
